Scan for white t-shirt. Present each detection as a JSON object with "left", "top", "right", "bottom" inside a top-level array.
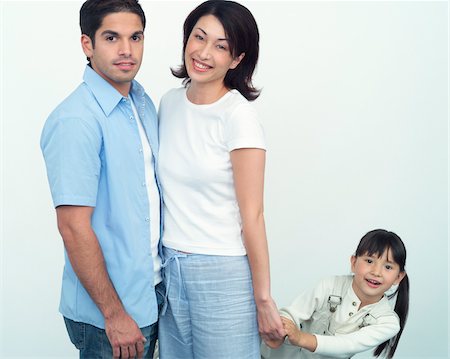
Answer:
[
  {"left": 158, "top": 87, "right": 266, "bottom": 255},
  {"left": 130, "top": 97, "right": 162, "bottom": 285}
]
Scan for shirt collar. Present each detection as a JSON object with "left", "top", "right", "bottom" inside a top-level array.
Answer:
[
  {"left": 83, "top": 65, "right": 145, "bottom": 117},
  {"left": 346, "top": 281, "right": 388, "bottom": 309}
]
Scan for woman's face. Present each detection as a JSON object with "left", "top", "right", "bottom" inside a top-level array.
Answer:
[{"left": 184, "top": 14, "right": 244, "bottom": 89}]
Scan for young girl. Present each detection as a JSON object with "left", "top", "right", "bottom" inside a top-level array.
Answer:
[
  {"left": 157, "top": 1, "right": 284, "bottom": 358},
  {"left": 262, "top": 229, "right": 409, "bottom": 359}
]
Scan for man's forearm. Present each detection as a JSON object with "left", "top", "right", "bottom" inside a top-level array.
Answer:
[
  {"left": 57, "top": 206, "right": 124, "bottom": 318},
  {"left": 56, "top": 206, "right": 145, "bottom": 356}
]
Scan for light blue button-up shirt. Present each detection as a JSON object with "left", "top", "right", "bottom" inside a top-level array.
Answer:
[{"left": 41, "top": 65, "right": 162, "bottom": 329}]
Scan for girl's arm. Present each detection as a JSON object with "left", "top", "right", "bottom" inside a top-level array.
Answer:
[
  {"left": 230, "top": 148, "right": 285, "bottom": 343},
  {"left": 312, "top": 314, "right": 400, "bottom": 358},
  {"left": 279, "top": 277, "right": 400, "bottom": 358}
]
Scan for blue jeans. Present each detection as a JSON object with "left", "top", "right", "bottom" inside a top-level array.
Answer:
[
  {"left": 64, "top": 282, "right": 164, "bottom": 359},
  {"left": 158, "top": 247, "right": 260, "bottom": 359}
]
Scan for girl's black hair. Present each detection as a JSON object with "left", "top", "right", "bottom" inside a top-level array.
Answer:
[
  {"left": 355, "top": 229, "right": 409, "bottom": 359},
  {"left": 172, "top": 0, "right": 260, "bottom": 101}
]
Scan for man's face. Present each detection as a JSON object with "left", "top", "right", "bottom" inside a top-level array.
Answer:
[{"left": 82, "top": 12, "right": 144, "bottom": 96}]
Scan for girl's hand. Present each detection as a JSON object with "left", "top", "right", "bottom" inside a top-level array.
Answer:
[
  {"left": 257, "top": 297, "right": 286, "bottom": 345},
  {"left": 281, "top": 317, "right": 302, "bottom": 347}
]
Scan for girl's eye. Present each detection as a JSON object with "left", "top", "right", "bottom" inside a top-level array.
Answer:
[
  {"left": 365, "top": 258, "right": 373, "bottom": 264},
  {"left": 217, "top": 44, "right": 227, "bottom": 50}
]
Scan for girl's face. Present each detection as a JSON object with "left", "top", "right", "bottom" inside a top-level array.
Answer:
[
  {"left": 184, "top": 14, "right": 244, "bottom": 90},
  {"left": 351, "top": 248, "right": 406, "bottom": 307}
]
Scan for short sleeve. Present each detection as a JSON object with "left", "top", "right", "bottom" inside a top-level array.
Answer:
[
  {"left": 40, "top": 116, "right": 102, "bottom": 207},
  {"left": 224, "top": 103, "right": 266, "bottom": 151}
]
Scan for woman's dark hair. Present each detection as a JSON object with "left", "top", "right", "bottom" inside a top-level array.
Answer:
[
  {"left": 355, "top": 229, "right": 409, "bottom": 359},
  {"left": 80, "top": 0, "right": 146, "bottom": 47},
  {"left": 172, "top": 0, "right": 260, "bottom": 101}
]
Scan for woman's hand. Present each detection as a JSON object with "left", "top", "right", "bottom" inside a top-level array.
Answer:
[{"left": 257, "top": 297, "right": 286, "bottom": 346}]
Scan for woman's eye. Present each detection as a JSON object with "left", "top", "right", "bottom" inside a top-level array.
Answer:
[{"left": 195, "top": 34, "right": 204, "bottom": 41}]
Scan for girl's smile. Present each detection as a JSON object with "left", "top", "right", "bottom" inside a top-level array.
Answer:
[
  {"left": 365, "top": 278, "right": 382, "bottom": 288},
  {"left": 351, "top": 248, "right": 405, "bottom": 307}
]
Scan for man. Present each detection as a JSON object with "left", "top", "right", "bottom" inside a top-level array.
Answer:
[{"left": 40, "top": 1, "right": 163, "bottom": 358}]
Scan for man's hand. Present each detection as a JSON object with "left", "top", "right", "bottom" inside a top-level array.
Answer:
[{"left": 105, "top": 310, "right": 147, "bottom": 359}]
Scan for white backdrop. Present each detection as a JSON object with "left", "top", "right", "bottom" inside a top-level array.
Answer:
[{"left": 1, "top": 1, "right": 448, "bottom": 358}]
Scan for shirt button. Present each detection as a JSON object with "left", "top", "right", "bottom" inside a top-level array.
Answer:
[
  {"left": 142, "top": 182, "right": 146, "bottom": 187},
  {"left": 145, "top": 217, "right": 150, "bottom": 222},
  {"left": 352, "top": 302, "right": 357, "bottom": 306},
  {"left": 349, "top": 312, "right": 354, "bottom": 316},
  {"left": 139, "top": 149, "right": 143, "bottom": 153}
]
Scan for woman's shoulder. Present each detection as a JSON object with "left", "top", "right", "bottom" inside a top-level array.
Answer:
[
  {"left": 222, "top": 90, "right": 259, "bottom": 120},
  {"left": 161, "top": 87, "right": 186, "bottom": 105},
  {"left": 226, "top": 89, "right": 253, "bottom": 108}
]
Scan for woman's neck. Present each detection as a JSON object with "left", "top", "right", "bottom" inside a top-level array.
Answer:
[{"left": 187, "top": 82, "right": 229, "bottom": 105}]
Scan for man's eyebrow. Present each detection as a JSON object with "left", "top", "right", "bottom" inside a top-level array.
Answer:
[
  {"left": 99, "top": 30, "right": 144, "bottom": 37},
  {"left": 196, "top": 27, "right": 228, "bottom": 42},
  {"left": 99, "top": 30, "right": 144, "bottom": 38},
  {"left": 100, "top": 30, "right": 119, "bottom": 37}
]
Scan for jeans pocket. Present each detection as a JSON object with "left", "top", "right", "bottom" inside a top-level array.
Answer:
[{"left": 64, "top": 317, "right": 85, "bottom": 350}]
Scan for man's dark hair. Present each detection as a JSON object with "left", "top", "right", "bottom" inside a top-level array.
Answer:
[{"left": 80, "top": 0, "right": 146, "bottom": 47}]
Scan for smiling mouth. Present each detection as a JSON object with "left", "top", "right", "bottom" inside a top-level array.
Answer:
[
  {"left": 193, "top": 59, "right": 212, "bottom": 72},
  {"left": 366, "top": 279, "right": 381, "bottom": 287}
]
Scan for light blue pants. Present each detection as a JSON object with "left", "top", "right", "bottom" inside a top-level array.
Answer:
[{"left": 158, "top": 247, "right": 260, "bottom": 359}]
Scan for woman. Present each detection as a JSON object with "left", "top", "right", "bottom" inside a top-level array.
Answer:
[{"left": 158, "top": 1, "right": 285, "bottom": 357}]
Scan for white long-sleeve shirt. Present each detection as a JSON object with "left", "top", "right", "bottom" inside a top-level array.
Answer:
[{"left": 261, "top": 275, "right": 400, "bottom": 359}]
